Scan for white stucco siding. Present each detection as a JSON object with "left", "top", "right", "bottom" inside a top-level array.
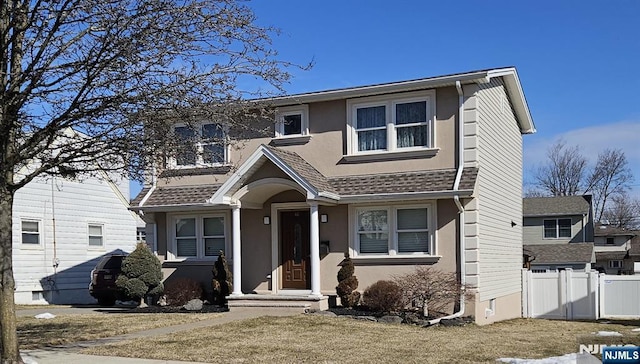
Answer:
[
  {"left": 12, "top": 175, "right": 137, "bottom": 304},
  {"left": 476, "top": 77, "right": 524, "bottom": 301}
]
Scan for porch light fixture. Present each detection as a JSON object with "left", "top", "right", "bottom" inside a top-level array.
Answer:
[
  {"left": 263, "top": 216, "right": 270, "bottom": 225},
  {"left": 320, "top": 214, "right": 328, "bottom": 223}
]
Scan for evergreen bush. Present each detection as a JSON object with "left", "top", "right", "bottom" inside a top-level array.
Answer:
[
  {"left": 211, "top": 251, "right": 232, "bottom": 305},
  {"left": 362, "top": 280, "right": 403, "bottom": 313},
  {"left": 115, "top": 243, "right": 163, "bottom": 304},
  {"left": 336, "top": 252, "right": 360, "bottom": 308}
]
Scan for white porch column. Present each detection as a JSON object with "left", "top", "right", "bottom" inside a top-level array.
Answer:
[
  {"left": 309, "top": 202, "right": 321, "bottom": 296},
  {"left": 231, "top": 203, "right": 243, "bottom": 296}
]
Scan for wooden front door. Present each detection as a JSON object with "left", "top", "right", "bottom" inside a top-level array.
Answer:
[{"left": 280, "top": 210, "right": 310, "bottom": 289}]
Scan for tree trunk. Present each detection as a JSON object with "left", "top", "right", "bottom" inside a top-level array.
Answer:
[{"left": 0, "top": 187, "right": 22, "bottom": 363}]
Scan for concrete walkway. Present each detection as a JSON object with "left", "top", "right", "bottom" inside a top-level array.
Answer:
[{"left": 18, "top": 306, "right": 303, "bottom": 364}]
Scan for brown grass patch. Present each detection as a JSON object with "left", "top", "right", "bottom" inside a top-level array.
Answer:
[
  {"left": 18, "top": 312, "right": 220, "bottom": 349},
  {"left": 82, "top": 316, "right": 640, "bottom": 363}
]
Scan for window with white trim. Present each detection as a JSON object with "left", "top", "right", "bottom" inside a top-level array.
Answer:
[
  {"left": 172, "top": 122, "right": 227, "bottom": 167},
  {"left": 609, "top": 260, "right": 623, "bottom": 269},
  {"left": 347, "top": 90, "right": 435, "bottom": 154},
  {"left": 88, "top": 224, "right": 104, "bottom": 247},
  {"left": 275, "top": 105, "right": 309, "bottom": 137},
  {"left": 354, "top": 204, "right": 434, "bottom": 256},
  {"left": 543, "top": 218, "right": 572, "bottom": 239},
  {"left": 21, "top": 220, "right": 40, "bottom": 245},
  {"left": 171, "top": 214, "right": 227, "bottom": 259}
]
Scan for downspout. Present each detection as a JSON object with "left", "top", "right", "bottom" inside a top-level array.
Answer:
[{"left": 429, "top": 80, "right": 466, "bottom": 325}]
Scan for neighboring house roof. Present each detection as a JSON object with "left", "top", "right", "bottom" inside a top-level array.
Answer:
[
  {"left": 595, "top": 251, "right": 629, "bottom": 261},
  {"left": 132, "top": 146, "right": 479, "bottom": 209},
  {"left": 523, "top": 195, "right": 591, "bottom": 217},
  {"left": 524, "top": 243, "right": 595, "bottom": 265},
  {"left": 594, "top": 225, "right": 638, "bottom": 237},
  {"left": 264, "top": 67, "right": 535, "bottom": 134}
]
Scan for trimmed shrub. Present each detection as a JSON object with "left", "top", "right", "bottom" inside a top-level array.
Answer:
[
  {"left": 211, "top": 251, "right": 232, "bottom": 305},
  {"left": 336, "top": 252, "right": 360, "bottom": 308},
  {"left": 362, "top": 280, "right": 403, "bottom": 313},
  {"left": 164, "top": 278, "right": 204, "bottom": 306},
  {"left": 115, "top": 243, "right": 163, "bottom": 304},
  {"left": 393, "top": 266, "right": 471, "bottom": 316}
]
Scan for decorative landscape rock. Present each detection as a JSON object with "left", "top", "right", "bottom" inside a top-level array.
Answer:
[
  {"left": 182, "top": 298, "right": 203, "bottom": 311},
  {"left": 378, "top": 315, "right": 403, "bottom": 324}
]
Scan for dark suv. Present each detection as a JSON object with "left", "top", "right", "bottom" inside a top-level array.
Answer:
[{"left": 89, "top": 254, "right": 128, "bottom": 306}]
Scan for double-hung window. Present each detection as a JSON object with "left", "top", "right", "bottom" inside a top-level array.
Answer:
[
  {"left": 88, "top": 224, "right": 104, "bottom": 247},
  {"left": 172, "top": 214, "right": 227, "bottom": 259},
  {"left": 173, "top": 122, "right": 227, "bottom": 167},
  {"left": 275, "top": 105, "right": 309, "bottom": 138},
  {"left": 355, "top": 204, "right": 433, "bottom": 256},
  {"left": 21, "top": 220, "right": 40, "bottom": 245},
  {"left": 348, "top": 90, "right": 435, "bottom": 155},
  {"left": 543, "top": 218, "right": 572, "bottom": 239}
]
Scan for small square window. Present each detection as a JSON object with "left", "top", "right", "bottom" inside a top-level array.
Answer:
[
  {"left": 275, "top": 105, "right": 309, "bottom": 138},
  {"left": 21, "top": 220, "right": 40, "bottom": 245},
  {"left": 606, "top": 237, "right": 615, "bottom": 245}
]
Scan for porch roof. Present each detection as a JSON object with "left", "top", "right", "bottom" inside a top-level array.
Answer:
[
  {"left": 132, "top": 147, "right": 479, "bottom": 209},
  {"left": 524, "top": 243, "right": 595, "bottom": 265},
  {"left": 595, "top": 251, "right": 629, "bottom": 261}
]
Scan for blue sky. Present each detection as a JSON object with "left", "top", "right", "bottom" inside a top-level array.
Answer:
[{"left": 131, "top": 0, "right": 640, "bottom": 198}]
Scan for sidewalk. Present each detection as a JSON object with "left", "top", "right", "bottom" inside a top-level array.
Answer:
[{"left": 19, "top": 307, "right": 303, "bottom": 364}]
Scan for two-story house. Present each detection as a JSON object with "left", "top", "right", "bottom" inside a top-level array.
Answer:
[
  {"left": 132, "top": 67, "right": 535, "bottom": 324},
  {"left": 522, "top": 195, "right": 595, "bottom": 272},
  {"left": 593, "top": 225, "right": 638, "bottom": 274}
]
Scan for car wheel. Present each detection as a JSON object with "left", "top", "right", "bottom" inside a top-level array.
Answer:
[{"left": 97, "top": 296, "right": 116, "bottom": 306}]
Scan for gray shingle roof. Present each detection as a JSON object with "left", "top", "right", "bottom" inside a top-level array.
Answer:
[
  {"left": 132, "top": 185, "right": 220, "bottom": 207},
  {"left": 524, "top": 243, "right": 595, "bottom": 264},
  {"left": 330, "top": 167, "right": 478, "bottom": 196},
  {"left": 264, "top": 145, "right": 337, "bottom": 195},
  {"left": 523, "top": 196, "right": 591, "bottom": 217},
  {"left": 133, "top": 148, "right": 479, "bottom": 208},
  {"left": 595, "top": 251, "right": 628, "bottom": 261}
]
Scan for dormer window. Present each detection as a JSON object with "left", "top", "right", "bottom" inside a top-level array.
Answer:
[
  {"left": 172, "top": 122, "right": 227, "bottom": 168},
  {"left": 347, "top": 90, "right": 435, "bottom": 155},
  {"left": 275, "top": 105, "right": 309, "bottom": 138}
]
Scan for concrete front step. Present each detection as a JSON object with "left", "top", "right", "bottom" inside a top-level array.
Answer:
[{"left": 227, "top": 294, "right": 329, "bottom": 311}]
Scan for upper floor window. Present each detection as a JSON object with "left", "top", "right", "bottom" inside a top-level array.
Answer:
[
  {"left": 21, "top": 220, "right": 40, "bottom": 245},
  {"left": 606, "top": 237, "right": 615, "bottom": 245},
  {"left": 275, "top": 105, "right": 309, "bottom": 138},
  {"left": 347, "top": 90, "right": 435, "bottom": 155},
  {"left": 88, "top": 223, "right": 104, "bottom": 247},
  {"left": 353, "top": 204, "right": 434, "bottom": 256},
  {"left": 543, "top": 218, "right": 572, "bottom": 239},
  {"left": 172, "top": 123, "right": 227, "bottom": 168}
]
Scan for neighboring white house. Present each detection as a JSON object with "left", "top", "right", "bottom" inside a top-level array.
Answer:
[{"left": 12, "top": 172, "right": 139, "bottom": 304}]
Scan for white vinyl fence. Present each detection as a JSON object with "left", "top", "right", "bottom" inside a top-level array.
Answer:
[{"left": 522, "top": 269, "right": 640, "bottom": 320}]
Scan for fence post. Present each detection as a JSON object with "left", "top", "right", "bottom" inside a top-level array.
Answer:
[
  {"left": 559, "top": 269, "right": 567, "bottom": 319},
  {"left": 590, "top": 271, "right": 599, "bottom": 320},
  {"left": 565, "top": 268, "right": 573, "bottom": 320},
  {"left": 521, "top": 269, "right": 529, "bottom": 318},
  {"left": 599, "top": 273, "right": 604, "bottom": 319}
]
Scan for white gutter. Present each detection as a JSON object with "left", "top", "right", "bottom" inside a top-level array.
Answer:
[{"left": 430, "top": 80, "right": 466, "bottom": 325}]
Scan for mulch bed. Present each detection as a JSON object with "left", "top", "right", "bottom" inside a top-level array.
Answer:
[{"left": 126, "top": 304, "right": 229, "bottom": 314}]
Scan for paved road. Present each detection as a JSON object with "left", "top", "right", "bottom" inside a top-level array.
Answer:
[{"left": 17, "top": 305, "right": 304, "bottom": 364}]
